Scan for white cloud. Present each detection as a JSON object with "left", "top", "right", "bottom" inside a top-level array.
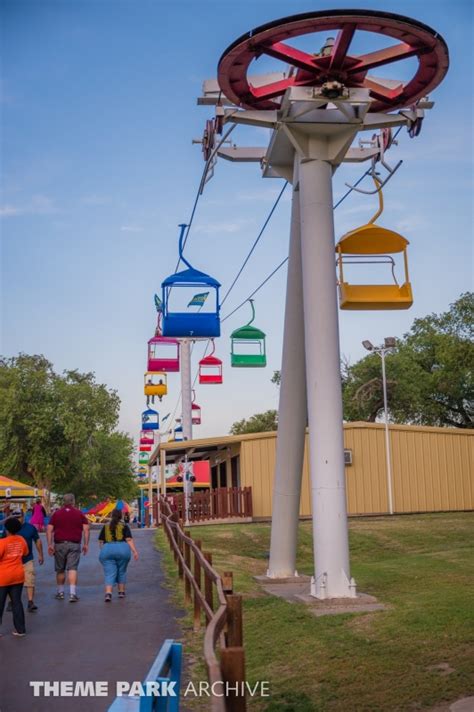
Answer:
[
  {"left": 194, "top": 219, "right": 253, "bottom": 234},
  {"left": 82, "top": 194, "right": 112, "bottom": 206},
  {"left": 394, "top": 215, "right": 428, "bottom": 233},
  {"left": 120, "top": 225, "right": 144, "bottom": 233},
  {"left": 30, "top": 194, "right": 58, "bottom": 214},
  {"left": 0, "top": 194, "right": 58, "bottom": 218},
  {"left": 0, "top": 205, "right": 22, "bottom": 217}
]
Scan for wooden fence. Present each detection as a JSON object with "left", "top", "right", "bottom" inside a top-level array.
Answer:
[
  {"left": 160, "top": 496, "right": 246, "bottom": 711},
  {"left": 170, "top": 487, "right": 253, "bottom": 523}
]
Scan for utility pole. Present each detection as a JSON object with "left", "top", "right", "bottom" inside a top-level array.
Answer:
[{"left": 363, "top": 338, "right": 397, "bottom": 514}]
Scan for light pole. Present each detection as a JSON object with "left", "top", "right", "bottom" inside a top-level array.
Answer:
[{"left": 362, "top": 337, "right": 396, "bottom": 515}]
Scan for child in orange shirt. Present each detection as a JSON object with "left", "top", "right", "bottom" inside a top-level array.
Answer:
[{"left": 0, "top": 517, "right": 29, "bottom": 636}]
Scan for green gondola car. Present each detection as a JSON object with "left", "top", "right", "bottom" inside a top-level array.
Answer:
[{"left": 230, "top": 300, "right": 266, "bottom": 367}]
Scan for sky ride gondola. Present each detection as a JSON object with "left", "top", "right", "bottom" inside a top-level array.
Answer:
[
  {"left": 148, "top": 333, "right": 180, "bottom": 373},
  {"left": 140, "top": 431, "right": 154, "bottom": 445},
  {"left": 173, "top": 420, "right": 184, "bottom": 442},
  {"left": 144, "top": 372, "right": 167, "bottom": 403},
  {"left": 162, "top": 224, "right": 221, "bottom": 338},
  {"left": 198, "top": 340, "right": 223, "bottom": 384},
  {"left": 336, "top": 178, "right": 413, "bottom": 310},
  {"left": 192, "top": 392, "right": 202, "bottom": 425},
  {"left": 138, "top": 451, "right": 150, "bottom": 465},
  {"left": 231, "top": 299, "right": 266, "bottom": 368},
  {"left": 141, "top": 408, "right": 159, "bottom": 431}
]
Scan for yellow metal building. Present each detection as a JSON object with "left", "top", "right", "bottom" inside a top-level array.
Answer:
[{"left": 151, "top": 422, "right": 473, "bottom": 518}]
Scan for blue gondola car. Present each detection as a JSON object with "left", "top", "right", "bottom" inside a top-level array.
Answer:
[
  {"left": 142, "top": 408, "right": 159, "bottom": 430},
  {"left": 161, "top": 224, "right": 221, "bottom": 338}
]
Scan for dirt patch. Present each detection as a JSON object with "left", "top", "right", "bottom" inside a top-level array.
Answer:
[
  {"left": 346, "top": 611, "right": 381, "bottom": 633},
  {"left": 426, "top": 662, "right": 456, "bottom": 676}
]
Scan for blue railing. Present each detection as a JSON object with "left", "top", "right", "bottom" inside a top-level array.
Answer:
[{"left": 108, "top": 639, "right": 182, "bottom": 712}]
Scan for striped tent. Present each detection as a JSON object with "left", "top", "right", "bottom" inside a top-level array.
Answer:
[
  {"left": 0, "top": 475, "right": 45, "bottom": 499},
  {"left": 85, "top": 499, "right": 131, "bottom": 523}
]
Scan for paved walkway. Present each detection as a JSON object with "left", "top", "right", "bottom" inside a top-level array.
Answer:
[{"left": 0, "top": 529, "right": 183, "bottom": 712}]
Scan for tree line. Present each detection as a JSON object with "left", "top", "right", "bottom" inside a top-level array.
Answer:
[
  {"left": 0, "top": 355, "right": 138, "bottom": 505},
  {"left": 231, "top": 293, "right": 473, "bottom": 434}
]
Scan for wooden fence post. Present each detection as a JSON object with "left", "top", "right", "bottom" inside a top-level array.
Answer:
[
  {"left": 226, "top": 595, "right": 243, "bottom": 647},
  {"left": 193, "top": 540, "right": 202, "bottom": 631},
  {"left": 203, "top": 552, "right": 213, "bottom": 620},
  {"left": 222, "top": 572, "right": 234, "bottom": 595},
  {"left": 184, "top": 531, "right": 191, "bottom": 605},
  {"left": 220, "top": 647, "right": 246, "bottom": 712},
  {"left": 177, "top": 533, "right": 183, "bottom": 579},
  {"left": 170, "top": 513, "right": 179, "bottom": 563}
]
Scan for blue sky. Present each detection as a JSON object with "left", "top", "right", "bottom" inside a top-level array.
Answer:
[{"left": 1, "top": 0, "right": 472, "bottom": 444}]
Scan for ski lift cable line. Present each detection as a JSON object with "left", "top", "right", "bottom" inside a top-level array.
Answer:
[
  {"left": 220, "top": 160, "right": 380, "bottom": 323},
  {"left": 163, "top": 127, "right": 404, "bottom": 428},
  {"left": 163, "top": 169, "right": 288, "bottom": 427},
  {"left": 174, "top": 123, "right": 238, "bottom": 273},
  {"left": 220, "top": 181, "right": 289, "bottom": 307},
  {"left": 162, "top": 161, "right": 389, "bottom": 427}
]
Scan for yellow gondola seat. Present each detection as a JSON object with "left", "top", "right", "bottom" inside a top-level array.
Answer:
[
  {"left": 144, "top": 372, "right": 168, "bottom": 400},
  {"left": 336, "top": 223, "right": 413, "bottom": 310}
]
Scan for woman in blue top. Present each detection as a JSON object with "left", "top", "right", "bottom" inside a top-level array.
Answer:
[{"left": 98, "top": 509, "right": 138, "bottom": 602}]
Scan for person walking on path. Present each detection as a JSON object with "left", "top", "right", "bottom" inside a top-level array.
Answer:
[
  {"left": 30, "top": 498, "right": 47, "bottom": 532},
  {"left": 0, "top": 517, "right": 28, "bottom": 637},
  {"left": 98, "top": 509, "right": 138, "bottom": 602},
  {"left": 46, "top": 493, "right": 89, "bottom": 603},
  {"left": 6, "top": 510, "right": 44, "bottom": 612}
]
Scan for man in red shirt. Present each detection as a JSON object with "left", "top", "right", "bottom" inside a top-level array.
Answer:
[{"left": 47, "top": 493, "right": 90, "bottom": 603}]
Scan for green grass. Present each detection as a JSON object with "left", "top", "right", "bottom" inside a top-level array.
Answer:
[{"left": 156, "top": 513, "right": 474, "bottom": 711}]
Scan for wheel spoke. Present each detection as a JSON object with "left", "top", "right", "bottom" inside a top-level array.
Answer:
[
  {"left": 260, "top": 41, "right": 322, "bottom": 74},
  {"left": 347, "top": 42, "right": 424, "bottom": 74},
  {"left": 364, "top": 77, "right": 404, "bottom": 103},
  {"left": 250, "top": 76, "right": 296, "bottom": 101},
  {"left": 329, "top": 24, "right": 356, "bottom": 69}
]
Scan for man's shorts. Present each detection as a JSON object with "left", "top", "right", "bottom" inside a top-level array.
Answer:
[
  {"left": 54, "top": 542, "right": 81, "bottom": 572},
  {"left": 23, "top": 560, "right": 36, "bottom": 587}
]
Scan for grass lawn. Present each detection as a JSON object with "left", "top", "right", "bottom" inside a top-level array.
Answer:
[{"left": 156, "top": 513, "right": 474, "bottom": 711}]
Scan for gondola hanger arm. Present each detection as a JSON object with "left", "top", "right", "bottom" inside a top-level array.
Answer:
[
  {"left": 344, "top": 159, "right": 402, "bottom": 195},
  {"left": 178, "top": 223, "right": 193, "bottom": 270},
  {"left": 368, "top": 176, "right": 383, "bottom": 224},
  {"left": 246, "top": 299, "right": 256, "bottom": 327}
]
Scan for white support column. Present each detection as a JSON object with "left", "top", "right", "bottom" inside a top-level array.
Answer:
[
  {"left": 147, "top": 466, "right": 154, "bottom": 527},
  {"left": 180, "top": 339, "right": 193, "bottom": 441},
  {"left": 299, "top": 155, "right": 355, "bottom": 599},
  {"left": 160, "top": 448, "right": 167, "bottom": 498},
  {"left": 268, "top": 171, "right": 308, "bottom": 578}
]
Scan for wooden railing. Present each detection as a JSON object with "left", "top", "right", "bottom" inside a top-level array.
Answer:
[
  {"left": 159, "top": 496, "right": 246, "bottom": 712},
  {"left": 170, "top": 487, "right": 253, "bottom": 523}
]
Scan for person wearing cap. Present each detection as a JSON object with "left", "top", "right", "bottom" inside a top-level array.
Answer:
[
  {"left": 0, "top": 517, "right": 28, "bottom": 637},
  {"left": 9, "top": 509, "right": 44, "bottom": 611}
]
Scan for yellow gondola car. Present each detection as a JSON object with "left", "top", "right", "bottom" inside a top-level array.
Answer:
[
  {"left": 335, "top": 179, "right": 413, "bottom": 310},
  {"left": 144, "top": 371, "right": 167, "bottom": 401}
]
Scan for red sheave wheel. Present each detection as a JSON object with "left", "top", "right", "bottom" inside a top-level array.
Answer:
[{"left": 218, "top": 10, "right": 448, "bottom": 113}]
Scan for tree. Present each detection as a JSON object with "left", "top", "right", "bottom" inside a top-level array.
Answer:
[
  {"left": 52, "top": 431, "right": 139, "bottom": 504},
  {"left": 0, "top": 354, "right": 138, "bottom": 503},
  {"left": 230, "top": 410, "right": 278, "bottom": 435},
  {"left": 343, "top": 293, "right": 473, "bottom": 427},
  {"left": 271, "top": 293, "right": 473, "bottom": 429}
]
